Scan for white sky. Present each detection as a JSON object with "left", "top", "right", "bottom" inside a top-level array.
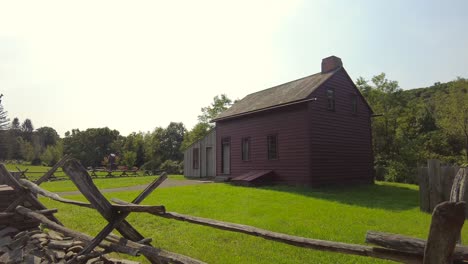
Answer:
[{"left": 1, "top": 0, "right": 467, "bottom": 136}]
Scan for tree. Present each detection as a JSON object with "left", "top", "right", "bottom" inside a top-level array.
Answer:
[
  {"left": 159, "top": 122, "right": 186, "bottom": 162},
  {"left": 21, "top": 118, "right": 34, "bottom": 133},
  {"left": 198, "top": 94, "right": 232, "bottom": 125},
  {"left": 121, "top": 151, "right": 137, "bottom": 168},
  {"left": 40, "top": 141, "right": 64, "bottom": 166},
  {"left": 356, "top": 73, "right": 404, "bottom": 166},
  {"left": 181, "top": 94, "right": 232, "bottom": 151},
  {"left": 63, "top": 127, "right": 121, "bottom": 167},
  {"left": 436, "top": 78, "right": 468, "bottom": 162},
  {"left": 36, "top": 126, "right": 60, "bottom": 148},
  {"left": 20, "top": 118, "right": 34, "bottom": 142},
  {"left": 0, "top": 94, "right": 9, "bottom": 130},
  {"left": 11, "top": 118, "right": 20, "bottom": 130},
  {"left": 181, "top": 122, "right": 211, "bottom": 151},
  {"left": 122, "top": 132, "right": 146, "bottom": 167}
]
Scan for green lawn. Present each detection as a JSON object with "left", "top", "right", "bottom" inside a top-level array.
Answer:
[
  {"left": 40, "top": 181, "right": 461, "bottom": 264},
  {"left": 40, "top": 175, "right": 184, "bottom": 193},
  {"left": 4, "top": 163, "right": 185, "bottom": 192}
]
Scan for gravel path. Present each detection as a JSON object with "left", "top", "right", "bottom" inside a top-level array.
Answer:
[{"left": 56, "top": 179, "right": 213, "bottom": 196}]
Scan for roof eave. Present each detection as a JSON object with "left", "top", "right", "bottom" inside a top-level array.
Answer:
[{"left": 212, "top": 97, "right": 317, "bottom": 123}]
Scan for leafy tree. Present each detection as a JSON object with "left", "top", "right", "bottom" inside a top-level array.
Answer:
[
  {"left": 121, "top": 151, "right": 137, "bottom": 168},
  {"left": 160, "top": 159, "right": 183, "bottom": 174},
  {"left": 36, "top": 126, "right": 60, "bottom": 148},
  {"left": 356, "top": 73, "right": 404, "bottom": 167},
  {"left": 198, "top": 94, "right": 232, "bottom": 125},
  {"left": 159, "top": 122, "right": 186, "bottom": 162},
  {"left": 20, "top": 118, "right": 34, "bottom": 142},
  {"left": 18, "top": 138, "right": 35, "bottom": 161},
  {"left": 11, "top": 118, "right": 20, "bottom": 130},
  {"left": 40, "top": 141, "right": 64, "bottom": 166},
  {"left": 436, "top": 78, "right": 468, "bottom": 162},
  {"left": 181, "top": 122, "right": 211, "bottom": 151},
  {"left": 181, "top": 95, "right": 232, "bottom": 151},
  {"left": 63, "top": 127, "right": 121, "bottom": 167},
  {"left": 121, "top": 132, "right": 146, "bottom": 167},
  {"left": 142, "top": 128, "right": 164, "bottom": 170},
  {"left": 21, "top": 118, "right": 34, "bottom": 133}
]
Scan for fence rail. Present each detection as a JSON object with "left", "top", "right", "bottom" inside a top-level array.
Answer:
[{"left": 2, "top": 158, "right": 468, "bottom": 263}]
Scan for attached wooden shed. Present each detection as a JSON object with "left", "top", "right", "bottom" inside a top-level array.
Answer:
[{"left": 183, "top": 129, "right": 216, "bottom": 178}]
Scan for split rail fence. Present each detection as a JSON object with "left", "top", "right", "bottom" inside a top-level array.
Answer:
[{"left": 1, "top": 157, "right": 468, "bottom": 263}]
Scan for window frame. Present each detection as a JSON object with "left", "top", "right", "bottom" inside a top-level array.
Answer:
[
  {"left": 267, "top": 134, "right": 278, "bottom": 160},
  {"left": 326, "top": 88, "right": 336, "bottom": 111},
  {"left": 192, "top": 148, "right": 199, "bottom": 169},
  {"left": 241, "top": 137, "right": 251, "bottom": 161}
]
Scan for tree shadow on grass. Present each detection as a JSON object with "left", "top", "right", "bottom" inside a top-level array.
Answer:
[{"left": 257, "top": 183, "right": 420, "bottom": 211}]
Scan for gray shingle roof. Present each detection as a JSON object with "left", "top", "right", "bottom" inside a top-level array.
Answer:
[{"left": 213, "top": 69, "right": 338, "bottom": 121}]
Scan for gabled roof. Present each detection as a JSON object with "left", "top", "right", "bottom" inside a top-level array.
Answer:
[{"left": 212, "top": 68, "right": 339, "bottom": 122}]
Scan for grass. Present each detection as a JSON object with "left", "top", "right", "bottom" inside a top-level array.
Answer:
[
  {"left": 39, "top": 181, "right": 464, "bottom": 264},
  {"left": 40, "top": 175, "right": 184, "bottom": 193},
  {"left": 4, "top": 163, "right": 185, "bottom": 192}
]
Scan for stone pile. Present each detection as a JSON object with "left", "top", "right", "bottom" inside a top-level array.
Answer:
[{"left": 0, "top": 225, "right": 140, "bottom": 264}]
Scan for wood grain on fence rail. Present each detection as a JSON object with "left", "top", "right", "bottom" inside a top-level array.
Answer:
[{"left": 423, "top": 201, "right": 465, "bottom": 264}]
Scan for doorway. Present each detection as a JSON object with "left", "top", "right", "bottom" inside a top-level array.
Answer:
[
  {"left": 221, "top": 138, "right": 230, "bottom": 174},
  {"left": 205, "top": 147, "right": 214, "bottom": 177}
]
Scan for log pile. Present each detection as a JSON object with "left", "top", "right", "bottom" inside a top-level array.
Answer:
[
  {"left": 0, "top": 184, "right": 44, "bottom": 231},
  {"left": 0, "top": 225, "right": 140, "bottom": 264}
]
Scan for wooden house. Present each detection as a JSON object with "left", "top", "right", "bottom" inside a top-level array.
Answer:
[
  {"left": 183, "top": 129, "right": 216, "bottom": 178},
  {"left": 211, "top": 56, "right": 374, "bottom": 186}
]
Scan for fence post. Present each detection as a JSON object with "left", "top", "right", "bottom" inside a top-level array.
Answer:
[
  {"left": 428, "top": 159, "right": 443, "bottom": 211},
  {"left": 419, "top": 166, "right": 430, "bottom": 212}
]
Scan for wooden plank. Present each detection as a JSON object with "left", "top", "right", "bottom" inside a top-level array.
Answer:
[
  {"left": 20, "top": 178, "right": 165, "bottom": 214},
  {"left": 112, "top": 204, "right": 166, "bottom": 214},
  {"left": 450, "top": 168, "right": 468, "bottom": 203},
  {"left": 366, "top": 231, "right": 468, "bottom": 261},
  {"left": 428, "top": 159, "right": 443, "bottom": 211},
  {"left": 423, "top": 201, "right": 466, "bottom": 264},
  {"left": 35, "top": 154, "right": 70, "bottom": 185},
  {"left": 419, "top": 166, "right": 430, "bottom": 212},
  {"left": 62, "top": 159, "right": 164, "bottom": 264},
  {"left": 449, "top": 167, "right": 468, "bottom": 243},
  {"left": 110, "top": 199, "right": 421, "bottom": 263},
  {"left": 15, "top": 206, "right": 205, "bottom": 264},
  {"left": 71, "top": 172, "right": 168, "bottom": 262},
  {"left": 19, "top": 179, "right": 93, "bottom": 208}
]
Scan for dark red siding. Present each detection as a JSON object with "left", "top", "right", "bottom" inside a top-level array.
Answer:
[
  {"left": 307, "top": 68, "right": 374, "bottom": 185},
  {"left": 216, "top": 68, "right": 373, "bottom": 186},
  {"left": 216, "top": 103, "right": 312, "bottom": 185}
]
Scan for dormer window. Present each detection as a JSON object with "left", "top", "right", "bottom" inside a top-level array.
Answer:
[{"left": 326, "top": 88, "right": 335, "bottom": 111}]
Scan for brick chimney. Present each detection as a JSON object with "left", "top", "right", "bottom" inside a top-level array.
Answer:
[{"left": 321, "top": 56, "right": 343, "bottom": 73}]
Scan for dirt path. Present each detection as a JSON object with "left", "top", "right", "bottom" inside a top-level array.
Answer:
[{"left": 56, "top": 179, "right": 213, "bottom": 196}]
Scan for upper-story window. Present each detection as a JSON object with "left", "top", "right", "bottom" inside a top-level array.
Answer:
[
  {"left": 241, "top": 137, "right": 250, "bottom": 161},
  {"left": 351, "top": 94, "right": 358, "bottom": 114},
  {"left": 267, "top": 135, "right": 278, "bottom": 160},
  {"left": 326, "top": 88, "right": 335, "bottom": 111},
  {"left": 192, "top": 148, "right": 199, "bottom": 169}
]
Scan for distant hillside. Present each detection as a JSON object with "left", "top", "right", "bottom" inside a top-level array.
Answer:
[
  {"left": 358, "top": 74, "right": 467, "bottom": 183},
  {"left": 402, "top": 81, "right": 454, "bottom": 103}
]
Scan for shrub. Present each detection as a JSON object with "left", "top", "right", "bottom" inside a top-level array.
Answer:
[{"left": 160, "top": 159, "right": 183, "bottom": 174}]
